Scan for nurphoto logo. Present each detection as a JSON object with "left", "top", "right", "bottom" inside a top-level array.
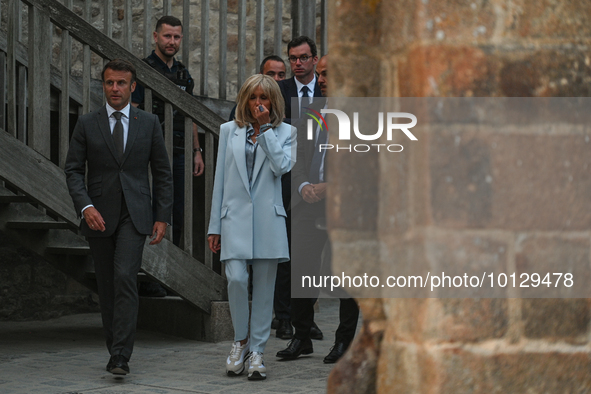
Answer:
[{"left": 305, "top": 108, "right": 418, "bottom": 153}]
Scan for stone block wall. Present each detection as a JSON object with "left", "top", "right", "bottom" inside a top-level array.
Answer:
[
  {"left": 0, "top": 233, "right": 99, "bottom": 321},
  {"left": 327, "top": 0, "right": 591, "bottom": 392}
]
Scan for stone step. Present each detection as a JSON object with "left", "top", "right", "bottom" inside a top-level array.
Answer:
[
  {"left": 45, "top": 245, "right": 91, "bottom": 255},
  {"left": 0, "top": 195, "right": 33, "bottom": 204},
  {"left": 138, "top": 297, "right": 232, "bottom": 342}
]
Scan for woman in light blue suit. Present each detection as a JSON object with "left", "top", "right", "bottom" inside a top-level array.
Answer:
[{"left": 208, "top": 74, "right": 296, "bottom": 381}]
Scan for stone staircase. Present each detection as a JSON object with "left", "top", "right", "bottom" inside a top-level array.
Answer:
[{"left": 0, "top": 129, "right": 231, "bottom": 341}]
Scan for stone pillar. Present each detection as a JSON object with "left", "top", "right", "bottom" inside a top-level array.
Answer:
[{"left": 327, "top": 0, "right": 591, "bottom": 393}]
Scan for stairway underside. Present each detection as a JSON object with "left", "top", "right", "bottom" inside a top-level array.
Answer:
[{"left": 0, "top": 130, "right": 227, "bottom": 331}]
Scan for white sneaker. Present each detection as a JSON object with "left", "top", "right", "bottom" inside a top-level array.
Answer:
[
  {"left": 247, "top": 351, "right": 266, "bottom": 380},
  {"left": 226, "top": 339, "right": 250, "bottom": 376}
]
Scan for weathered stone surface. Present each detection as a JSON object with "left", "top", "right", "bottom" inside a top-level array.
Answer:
[
  {"left": 328, "top": 298, "right": 385, "bottom": 394},
  {"left": 429, "top": 128, "right": 494, "bottom": 228},
  {"left": 383, "top": 297, "right": 508, "bottom": 343},
  {"left": 329, "top": 0, "right": 591, "bottom": 391},
  {"left": 398, "top": 46, "right": 591, "bottom": 97},
  {"left": 376, "top": 130, "right": 413, "bottom": 235},
  {"left": 376, "top": 341, "right": 436, "bottom": 394},
  {"left": 399, "top": 45, "right": 497, "bottom": 97},
  {"left": 429, "top": 129, "right": 591, "bottom": 230},
  {"left": 0, "top": 234, "right": 98, "bottom": 321},
  {"left": 515, "top": 233, "right": 590, "bottom": 302},
  {"left": 491, "top": 134, "right": 591, "bottom": 231},
  {"left": 515, "top": 0, "right": 591, "bottom": 39},
  {"left": 439, "top": 348, "right": 591, "bottom": 393},
  {"left": 418, "top": 0, "right": 498, "bottom": 42},
  {"left": 326, "top": 144, "right": 380, "bottom": 233},
  {"left": 328, "top": 0, "right": 384, "bottom": 51},
  {"left": 434, "top": 299, "right": 508, "bottom": 341},
  {"left": 522, "top": 299, "right": 590, "bottom": 342}
]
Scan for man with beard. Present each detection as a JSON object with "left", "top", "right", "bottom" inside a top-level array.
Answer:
[{"left": 132, "top": 16, "right": 203, "bottom": 296}]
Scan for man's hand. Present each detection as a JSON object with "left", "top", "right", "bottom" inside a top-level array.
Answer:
[
  {"left": 83, "top": 207, "right": 106, "bottom": 232},
  {"left": 150, "top": 221, "right": 167, "bottom": 245},
  {"left": 193, "top": 125, "right": 204, "bottom": 176},
  {"left": 302, "top": 184, "right": 321, "bottom": 204},
  {"left": 312, "top": 183, "right": 327, "bottom": 200},
  {"left": 208, "top": 234, "right": 221, "bottom": 253},
  {"left": 193, "top": 152, "right": 204, "bottom": 176}
]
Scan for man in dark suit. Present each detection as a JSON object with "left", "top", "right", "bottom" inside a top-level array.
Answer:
[
  {"left": 276, "top": 55, "right": 359, "bottom": 363},
  {"left": 278, "top": 36, "right": 323, "bottom": 124},
  {"left": 65, "top": 59, "right": 173, "bottom": 375},
  {"left": 274, "top": 36, "right": 324, "bottom": 340}
]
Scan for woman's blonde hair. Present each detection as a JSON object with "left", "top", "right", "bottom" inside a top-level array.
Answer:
[{"left": 235, "top": 74, "right": 285, "bottom": 128}]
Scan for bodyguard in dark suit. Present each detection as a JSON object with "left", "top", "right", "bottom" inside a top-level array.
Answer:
[
  {"left": 277, "top": 55, "right": 359, "bottom": 363},
  {"left": 65, "top": 59, "right": 173, "bottom": 375},
  {"left": 274, "top": 36, "right": 324, "bottom": 340}
]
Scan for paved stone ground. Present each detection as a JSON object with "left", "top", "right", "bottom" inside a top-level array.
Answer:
[{"left": 0, "top": 298, "right": 355, "bottom": 393}]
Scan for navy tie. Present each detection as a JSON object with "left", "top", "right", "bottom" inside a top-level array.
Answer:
[{"left": 300, "top": 86, "right": 311, "bottom": 117}]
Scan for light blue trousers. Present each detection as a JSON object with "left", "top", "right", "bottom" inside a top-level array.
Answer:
[{"left": 225, "top": 259, "right": 278, "bottom": 353}]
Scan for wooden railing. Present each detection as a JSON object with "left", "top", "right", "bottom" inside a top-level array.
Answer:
[
  {"left": 1, "top": 0, "right": 227, "bottom": 271},
  {"left": 0, "top": 0, "right": 327, "bottom": 274},
  {"left": 37, "top": 0, "right": 328, "bottom": 101}
]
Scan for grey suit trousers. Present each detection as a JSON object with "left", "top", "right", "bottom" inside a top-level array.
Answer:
[{"left": 87, "top": 198, "right": 145, "bottom": 360}]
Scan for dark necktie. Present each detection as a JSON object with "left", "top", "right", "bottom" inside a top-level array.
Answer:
[
  {"left": 300, "top": 86, "right": 311, "bottom": 117},
  {"left": 308, "top": 124, "right": 327, "bottom": 184},
  {"left": 112, "top": 111, "right": 124, "bottom": 160}
]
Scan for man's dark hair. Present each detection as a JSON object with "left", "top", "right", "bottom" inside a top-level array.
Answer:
[
  {"left": 287, "top": 36, "right": 317, "bottom": 58},
  {"left": 259, "top": 55, "right": 285, "bottom": 74},
  {"left": 156, "top": 15, "right": 183, "bottom": 32},
  {"left": 101, "top": 59, "right": 137, "bottom": 84}
]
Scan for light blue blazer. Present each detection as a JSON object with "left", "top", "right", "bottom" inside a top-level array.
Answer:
[{"left": 208, "top": 121, "right": 296, "bottom": 263}]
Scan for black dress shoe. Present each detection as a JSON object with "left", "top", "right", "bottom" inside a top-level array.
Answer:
[
  {"left": 310, "top": 322, "right": 323, "bottom": 340},
  {"left": 323, "top": 342, "right": 348, "bottom": 364},
  {"left": 276, "top": 338, "right": 313, "bottom": 359},
  {"left": 276, "top": 319, "right": 294, "bottom": 339},
  {"left": 271, "top": 317, "right": 280, "bottom": 330},
  {"left": 108, "top": 355, "right": 130, "bottom": 375}
]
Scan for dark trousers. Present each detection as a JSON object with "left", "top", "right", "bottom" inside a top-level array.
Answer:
[
  {"left": 273, "top": 211, "right": 291, "bottom": 321},
  {"left": 153, "top": 152, "right": 184, "bottom": 246},
  {"left": 88, "top": 201, "right": 146, "bottom": 360},
  {"left": 171, "top": 152, "right": 185, "bottom": 246},
  {"left": 290, "top": 202, "right": 327, "bottom": 339},
  {"left": 336, "top": 298, "right": 359, "bottom": 345},
  {"left": 291, "top": 201, "right": 360, "bottom": 344}
]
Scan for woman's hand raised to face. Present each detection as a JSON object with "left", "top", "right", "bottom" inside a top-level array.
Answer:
[{"left": 254, "top": 104, "right": 271, "bottom": 127}]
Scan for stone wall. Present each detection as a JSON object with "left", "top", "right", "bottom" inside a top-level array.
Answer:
[
  {"left": 327, "top": 0, "right": 591, "bottom": 393},
  {"left": 0, "top": 232, "right": 99, "bottom": 321}
]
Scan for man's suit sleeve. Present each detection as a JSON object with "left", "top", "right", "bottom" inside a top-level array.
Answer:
[
  {"left": 278, "top": 79, "right": 292, "bottom": 124},
  {"left": 149, "top": 113, "right": 174, "bottom": 223},
  {"left": 290, "top": 98, "right": 326, "bottom": 195},
  {"left": 291, "top": 118, "right": 310, "bottom": 196},
  {"left": 64, "top": 117, "right": 92, "bottom": 217}
]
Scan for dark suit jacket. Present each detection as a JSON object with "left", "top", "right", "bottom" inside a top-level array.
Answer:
[
  {"left": 278, "top": 77, "right": 322, "bottom": 125},
  {"left": 290, "top": 98, "right": 328, "bottom": 210},
  {"left": 65, "top": 105, "right": 173, "bottom": 237},
  {"left": 278, "top": 77, "right": 322, "bottom": 210}
]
